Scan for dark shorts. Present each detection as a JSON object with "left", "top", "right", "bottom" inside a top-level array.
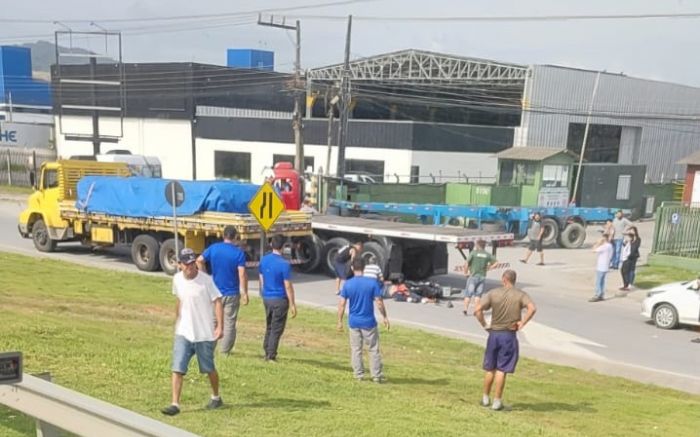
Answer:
[
  {"left": 483, "top": 330, "right": 519, "bottom": 374},
  {"left": 528, "top": 239, "right": 543, "bottom": 252},
  {"left": 334, "top": 261, "right": 352, "bottom": 280}
]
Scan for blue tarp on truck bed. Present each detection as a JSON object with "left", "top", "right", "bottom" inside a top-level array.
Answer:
[{"left": 76, "top": 177, "right": 259, "bottom": 217}]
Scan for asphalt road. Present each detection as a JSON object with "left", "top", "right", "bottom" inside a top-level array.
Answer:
[{"left": 2, "top": 197, "right": 699, "bottom": 394}]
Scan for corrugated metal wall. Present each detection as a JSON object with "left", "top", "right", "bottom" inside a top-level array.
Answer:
[{"left": 519, "top": 65, "right": 700, "bottom": 182}]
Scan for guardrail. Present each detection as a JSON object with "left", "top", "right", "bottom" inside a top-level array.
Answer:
[{"left": 0, "top": 373, "right": 199, "bottom": 437}]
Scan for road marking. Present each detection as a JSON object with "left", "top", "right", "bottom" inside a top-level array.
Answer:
[{"left": 521, "top": 321, "right": 607, "bottom": 360}]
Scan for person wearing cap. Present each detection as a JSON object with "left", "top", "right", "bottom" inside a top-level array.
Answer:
[
  {"left": 258, "top": 234, "right": 297, "bottom": 362},
  {"left": 162, "top": 248, "right": 224, "bottom": 416},
  {"left": 196, "top": 225, "right": 248, "bottom": 355}
]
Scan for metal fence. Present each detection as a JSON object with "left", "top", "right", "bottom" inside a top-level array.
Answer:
[
  {"left": 652, "top": 203, "right": 700, "bottom": 259},
  {"left": 0, "top": 148, "right": 56, "bottom": 187}
]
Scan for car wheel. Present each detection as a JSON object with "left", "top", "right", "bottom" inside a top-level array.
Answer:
[{"left": 652, "top": 303, "right": 679, "bottom": 329}]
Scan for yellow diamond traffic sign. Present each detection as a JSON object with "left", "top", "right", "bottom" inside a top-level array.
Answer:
[{"left": 248, "top": 182, "right": 286, "bottom": 232}]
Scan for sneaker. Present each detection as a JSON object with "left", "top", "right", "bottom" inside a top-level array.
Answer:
[
  {"left": 618, "top": 287, "right": 629, "bottom": 291},
  {"left": 463, "top": 310, "right": 469, "bottom": 316},
  {"left": 519, "top": 259, "right": 527, "bottom": 264},
  {"left": 265, "top": 357, "right": 278, "bottom": 364},
  {"left": 480, "top": 395, "right": 490, "bottom": 407},
  {"left": 536, "top": 262, "right": 545, "bottom": 266},
  {"left": 206, "top": 397, "right": 223, "bottom": 410},
  {"left": 491, "top": 400, "right": 504, "bottom": 411},
  {"left": 161, "top": 404, "right": 180, "bottom": 416},
  {"left": 588, "top": 296, "right": 604, "bottom": 302},
  {"left": 372, "top": 376, "right": 386, "bottom": 384}
]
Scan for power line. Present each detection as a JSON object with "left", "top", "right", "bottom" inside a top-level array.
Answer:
[
  {"left": 0, "top": 0, "right": 376, "bottom": 24},
  {"left": 287, "top": 11, "right": 700, "bottom": 22}
]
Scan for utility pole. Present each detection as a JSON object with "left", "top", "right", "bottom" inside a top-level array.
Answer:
[
  {"left": 258, "top": 15, "right": 305, "bottom": 174},
  {"left": 571, "top": 71, "right": 602, "bottom": 205},
  {"left": 335, "top": 15, "right": 352, "bottom": 179}
]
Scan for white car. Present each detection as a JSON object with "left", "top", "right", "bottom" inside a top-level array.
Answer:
[{"left": 641, "top": 280, "right": 700, "bottom": 329}]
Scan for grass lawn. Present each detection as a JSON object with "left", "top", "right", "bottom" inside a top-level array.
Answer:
[
  {"left": 634, "top": 264, "right": 698, "bottom": 289},
  {"left": 0, "top": 252, "right": 698, "bottom": 437},
  {"left": 0, "top": 184, "right": 32, "bottom": 195}
]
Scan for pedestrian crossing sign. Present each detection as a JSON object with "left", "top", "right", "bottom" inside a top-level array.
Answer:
[{"left": 248, "top": 183, "right": 286, "bottom": 232}]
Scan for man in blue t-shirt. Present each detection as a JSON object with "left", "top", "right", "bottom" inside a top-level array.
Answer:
[
  {"left": 258, "top": 234, "right": 297, "bottom": 362},
  {"left": 337, "top": 258, "right": 390, "bottom": 383},
  {"left": 196, "top": 225, "right": 248, "bottom": 355}
]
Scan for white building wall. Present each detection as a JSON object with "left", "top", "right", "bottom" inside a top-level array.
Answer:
[
  {"left": 410, "top": 151, "right": 498, "bottom": 183},
  {"left": 55, "top": 116, "right": 193, "bottom": 179},
  {"left": 196, "top": 139, "right": 414, "bottom": 184}
]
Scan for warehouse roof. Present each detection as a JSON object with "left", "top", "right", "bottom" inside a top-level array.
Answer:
[
  {"left": 496, "top": 147, "right": 577, "bottom": 161},
  {"left": 678, "top": 150, "right": 700, "bottom": 165}
]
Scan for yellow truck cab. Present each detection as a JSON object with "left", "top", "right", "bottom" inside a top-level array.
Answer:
[{"left": 18, "top": 160, "right": 131, "bottom": 252}]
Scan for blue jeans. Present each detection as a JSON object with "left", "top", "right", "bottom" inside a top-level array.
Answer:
[
  {"left": 171, "top": 335, "right": 216, "bottom": 374},
  {"left": 610, "top": 239, "right": 623, "bottom": 268},
  {"left": 595, "top": 270, "right": 608, "bottom": 298}
]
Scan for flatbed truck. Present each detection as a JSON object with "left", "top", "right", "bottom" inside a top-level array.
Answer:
[{"left": 18, "top": 160, "right": 313, "bottom": 275}]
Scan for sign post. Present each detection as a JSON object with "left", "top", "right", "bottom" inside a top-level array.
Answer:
[
  {"left": 248, "top": 182, "right": 286, "bottom": 262},
  {"left": 165, "top": 181, "right": 185, "bottom": 262},
  {"left": 0, "top": 351, "right": 22, "bottom": 385}
]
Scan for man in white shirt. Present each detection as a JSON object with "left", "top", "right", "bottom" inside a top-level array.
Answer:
[
  {"left": 162, "top": 248, "right": 224, "bottom": 416},
  {"left": 589, "top": 235, "right": 614, "bottom": 302}
]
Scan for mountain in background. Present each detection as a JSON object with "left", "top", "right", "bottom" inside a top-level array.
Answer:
[{"left": 14, "top": 40, "right": 116, "bottom": 79}]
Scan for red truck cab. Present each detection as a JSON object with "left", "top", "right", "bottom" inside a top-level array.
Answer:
[{"left": 272, "top": 162, "right": 303, "bottom": 211}]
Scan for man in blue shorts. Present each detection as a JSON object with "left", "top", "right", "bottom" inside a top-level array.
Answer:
[
  {"left": 337, "top": 257, "right": 390, "bottom": 382},
  {"left": 162, "top": 248, "right": 224, "bottom": 416},
  {"left": 474, "top": 270, "right": 536, "bottom": 411},
  {"left": 463, "top": 239, "right": 497, "bottom": 316},
  {"left": 259, "top": 234, "right": 297, "bottom": 361},
  {"left": 197, "top": 225, "right": 249, "bottom": 355}
]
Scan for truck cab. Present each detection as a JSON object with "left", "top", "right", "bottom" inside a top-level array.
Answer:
[{"left": 18, "top": 160, "right": 131, "bottom": 252}]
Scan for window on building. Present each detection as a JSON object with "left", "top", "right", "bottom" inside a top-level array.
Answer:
[
  {"left": 42, "top": 169, "right": 58, "bottom": 189},
  {"left": 616, "top": 174, "right": 631, "bottom": 200},
  {"left": 499, "top": 160, "right": 536, "bottom": 185},
  {"left": 345, "top": 159, "right": 385, "bottom": 182},
  {"left": 542, "top": 164, "right": 569, "bottom": 188},
  {"left": 272, "top": 154, "right": 315, "bottom": 172},
  {"left": 214, "top": 151, "right": 251, "bottom": 181},
  {"left": 567, "top": 123, "right": 623, "bottom": 163},
  {"left": 410, "top": 165, "right": 420, "bottom": 183}
]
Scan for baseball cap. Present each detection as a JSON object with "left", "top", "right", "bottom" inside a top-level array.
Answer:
[{"left": 179, "top": 248, "right": 197, "bottom": 264}]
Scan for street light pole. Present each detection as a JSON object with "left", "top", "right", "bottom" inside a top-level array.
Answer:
[
  {"left": 335, "top": 15, "right": 352, "bottom": 180},
  {"left": 258, "top": 15, "right": 305, "bottom": 175}
]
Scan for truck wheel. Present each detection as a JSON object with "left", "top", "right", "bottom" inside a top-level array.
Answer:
[
  {"left": 159, "top": 238, "right": 183, "bottom": 276},
  {"left": 540, "top": 218, "right": 559, "bottom": 247},
  {"left": 296, "top": 235, "right": 324, "bottom": 273},
  {"left": 321, "top": 237, "right": 350, "bottom": 277},
  {"left": 559, "top": 223, "right": 586, "bottom": 248},
  {"left": 403, "top": 248, "right": 433, "bottom": 280},
  {"left": 361, "top": 241, "right": 388, "bottom": 277},
  {"left": 32, "top": 219, "right": 56, "bottom": 252},
  {"left": 131, "top": 234, "right": 161, "bottom": 272}
]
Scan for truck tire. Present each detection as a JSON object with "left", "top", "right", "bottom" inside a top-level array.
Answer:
[
  {"left": 559, "top": 222, "right": 586, "bottom": 248},
  {"left": 321, "top": 237, "right": 350, "bottom": 277},
  {"left": 159, "top": 238, "right": 183, "bottom": 276},
  {"left": 131, "top": 234, "right": 161, "bottom": 272},
  {"left": 296, "top": 235, "right": 324, "bottom": 273},
  {"left": 361, "top": 241, "right": 388, "bottom": 277},
  {"left": 32, "top": 219, "right": 57, "bottom": 252},
  {"left": 541, "top": 217, "right": 559, "bottom": 247}
]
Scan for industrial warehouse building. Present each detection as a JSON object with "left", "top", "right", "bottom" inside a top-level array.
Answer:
[{"left": 52, "top": 49, "right": 700, "bottom": 185}]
